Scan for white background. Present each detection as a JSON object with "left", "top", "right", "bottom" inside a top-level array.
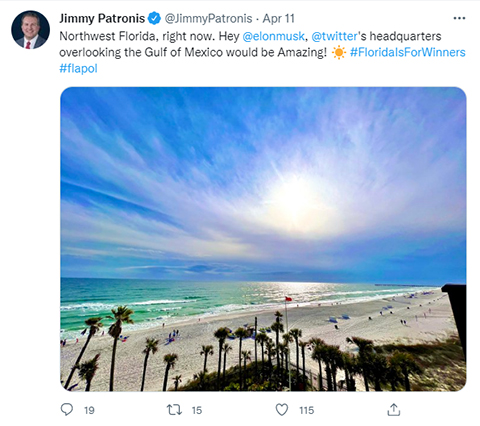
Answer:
[{"left": 0, "top": 2, "right": 476, "bottom": 425}]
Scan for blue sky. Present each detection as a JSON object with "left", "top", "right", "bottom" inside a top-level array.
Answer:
[{"left": 61, "top": 88, "right": 466, "bottom": 284}]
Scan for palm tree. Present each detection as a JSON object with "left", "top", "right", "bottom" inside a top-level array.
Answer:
[
  {"left": 107, "top": 306, "right": 134, "bottom": 391},
  {"left": 172, "top": 375, "right": 182, "bottom": 391},
  {"left": 265, "top": 338, "right": 275, "bottom": 371},
  {"left": 299, "top": 340, "right": 309, "bottom": 388},
  {"left": 370, "top": 353, "right": 388, "bottom": 391},
  {"left": 163, "top": 353, "right": 178, "bottom": 391},
  {"left": 242, "top": 350, "right": 252, "bottom": 389},
  {"left": 78, "top": 354, "right": 100, "bottom": 392},
  {"left": 282, "top": 332, "right": 293, "bottom": 347},
  {"left": 193, "top": 370, "right": 207, "bottom": 390},
  {"left": 289, "top": 328, "right": 302, "bottom": 383},
  {"left": 386, "top": 356, "right": 402, "bottom": 391},
  {"left": 222, "top": 343, "right": 233, "bottom": 385},
  {"left": 326, "top": 345, "right": 343, "bottom": 391},
  {"left": 309, "top": 337, "right": 325, "bottom": 348},
  {"left": 242, "top": 350, "right": 252, "bottom": 369},
  {"left": 342, "top": 352, "right": 358, "bottom": 391},
  {"left": 272, "top": 311, "right": 284, "bottom": 358},
  {"left": 309, "top": 338, "right": 326, "bottom": 391},
  {"left": 200, "top": 344, "right": 214, "bottom": 373},
  {"left": 234, "top": 327, "right": 248, "bottom": 390},
  {"left": 255, "top": 332, "right": 268, "bottom": 377},
  {"left": 311, "top": 345, "right": 324, "bottom": 391},
  {"left": 214, "top": 327, "right": 230, "bottom": 390},
  {"left": 141, "top": 338, "right": 159, "bottom": 391},
  {"left": 389, "top": 352, "right": 422, "bottom": 391},
  {"left": 254, "top": 316, "right": 258, "bottom": 376},
  {"left": 282, "top": 333, "right": 293, "bottom": 385},
  {"left": 272, "top": 311, "right": 284, "bottom": 371},
  {"left": 346, "top": 337, "right": 374, "bottom": 392},
  {"left": 322, "top": 346, "right": 334, "bottom": 391},
  {"left": 64, "top": 317, "right": 103, "bottom": 390}
]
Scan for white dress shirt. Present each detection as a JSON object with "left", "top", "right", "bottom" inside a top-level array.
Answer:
[{"left": 23, "top": 34, "right": 38, "bottom": 48}]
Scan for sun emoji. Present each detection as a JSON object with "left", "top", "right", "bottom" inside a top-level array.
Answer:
[{"left": 332, "top": 45, "right": 346, "bottom": 60}]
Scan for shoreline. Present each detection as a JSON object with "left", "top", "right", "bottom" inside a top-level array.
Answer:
[
  {"left": 60, "top": 288, "right": 458, "bottom": 391},
  {"left": 60, "top": 286, "right": 438, "bottom": 340}
]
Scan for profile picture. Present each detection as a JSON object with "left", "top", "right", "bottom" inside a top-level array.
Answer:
[{"left": 12, "top": 10, "right": 50, "bottom": 49}]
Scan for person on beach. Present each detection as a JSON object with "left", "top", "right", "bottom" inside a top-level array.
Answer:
[
  {"left": 400, "top": 319, "right": 403, "bottom": 325},
  {"left": 415, "top": 315, "right": 418, "bottom": 321},
  {"left": 424, "top": 313, "right": 427, "bottom": 318},
  {"left": 368, "top": 316, "right": 372, "bottom": 320},
  {"left": 380, "top": 311, "right": 383, "bottom": 315}
]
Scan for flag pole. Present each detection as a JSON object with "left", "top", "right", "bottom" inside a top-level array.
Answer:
[{"left": 285, "top": 297, "right": 289, "bottom": 332}]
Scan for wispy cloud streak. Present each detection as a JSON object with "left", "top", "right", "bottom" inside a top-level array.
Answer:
[{"left": 61, "top": 88, "right": 466, "bottom": 283}]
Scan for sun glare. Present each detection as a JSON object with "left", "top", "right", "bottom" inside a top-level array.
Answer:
[{"left": 269, "top": 175, "right": 319, "bottom": 230}]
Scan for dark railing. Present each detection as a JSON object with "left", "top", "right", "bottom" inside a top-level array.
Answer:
[{"left": 442, "top": 283, "right": 466, "bottom": 359}]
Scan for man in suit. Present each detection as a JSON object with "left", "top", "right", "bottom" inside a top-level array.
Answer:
[{"left": 16, "top": 12, "right": 46, "bottom": 49}]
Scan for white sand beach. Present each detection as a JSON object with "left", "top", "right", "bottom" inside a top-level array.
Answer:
[{"left": 60, "top": 288, "right": 458, "bottom": 391}]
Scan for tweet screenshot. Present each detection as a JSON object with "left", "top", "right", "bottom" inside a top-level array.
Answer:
[{"left": 2, "top": 0, "right": 477, "bottom": 424}]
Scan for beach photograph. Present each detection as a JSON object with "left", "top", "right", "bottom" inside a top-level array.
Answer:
[{"left": 61, "top": 87, "right": 466, "bottom": 392}]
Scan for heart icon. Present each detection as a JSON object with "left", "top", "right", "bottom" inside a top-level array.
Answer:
[{"left": 276, "top": 403, "right": 288, "bottom": 416}]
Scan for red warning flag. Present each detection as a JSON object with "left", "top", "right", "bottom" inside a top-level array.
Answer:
[{"left": 285, "top": 297, "right": 292, "bottom": 302}]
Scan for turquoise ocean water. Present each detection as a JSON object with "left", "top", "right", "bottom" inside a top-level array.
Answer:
[{"left": 60, "top": 279, "right": 434, "bottom": 339}]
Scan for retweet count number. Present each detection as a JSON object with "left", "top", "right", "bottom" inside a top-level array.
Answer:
[{"left": 192, "top": 406, "right": 202, "bottom": 414}]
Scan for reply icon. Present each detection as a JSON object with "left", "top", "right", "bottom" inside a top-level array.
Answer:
[{"left": 61, "top": 403, "right": 73, "bottom": 416}]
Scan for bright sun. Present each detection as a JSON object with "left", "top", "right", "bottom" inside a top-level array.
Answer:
[
  {"left": 256, "top": 173, "right": 339, "bottom": 237},
  {"left": 269, "top": 175, "right": 318, "bottom": 230}
]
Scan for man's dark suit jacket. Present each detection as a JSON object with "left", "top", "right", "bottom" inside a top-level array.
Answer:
[{"left": 15, "top": 35, "right": 46, "bottom": 49}]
